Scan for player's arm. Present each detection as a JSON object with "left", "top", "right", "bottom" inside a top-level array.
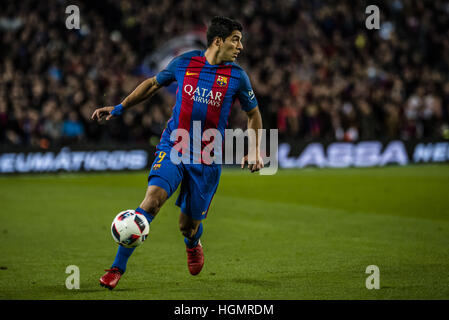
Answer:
[
  {"left": 237, "top": 68, "right": 264, "bottom": 173},
  {"left": 91, "top": 76, "right": 162, "bottom": 122},
  {"left": 241, "top": 106, "right": 264, "bottom": 173}
]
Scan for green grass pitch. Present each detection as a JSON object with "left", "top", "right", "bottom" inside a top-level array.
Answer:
[{"left": 0, "top": 165, "right": 448, "bottom": 299}]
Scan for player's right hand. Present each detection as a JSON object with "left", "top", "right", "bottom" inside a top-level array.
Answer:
[{"left": 91, "top": 106, "right": 115, "bottom": 122}]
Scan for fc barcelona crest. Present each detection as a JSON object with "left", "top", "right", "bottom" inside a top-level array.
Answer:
[{"left": 216, "top": 75, "right": 228, "bottom": 87}]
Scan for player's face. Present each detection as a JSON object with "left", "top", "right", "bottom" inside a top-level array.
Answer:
[{"left": 219, "top": 30, "right": 243, "bottom": 62}]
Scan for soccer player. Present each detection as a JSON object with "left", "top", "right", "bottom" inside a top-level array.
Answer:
[{"left": 92, "top": 16, "right": 263, "bottom": 290}]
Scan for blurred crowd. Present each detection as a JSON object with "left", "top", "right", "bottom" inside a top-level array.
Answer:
[{"left": 1, "top": 0, "right": 449, "bottom": 149}]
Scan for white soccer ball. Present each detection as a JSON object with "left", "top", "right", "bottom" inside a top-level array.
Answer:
[{"left": 111, "top": 209, "right": 150, "bottom": 248}]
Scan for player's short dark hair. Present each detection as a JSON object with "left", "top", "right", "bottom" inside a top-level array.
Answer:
[{"left": 207, "top": 16, "right": 243, "bottom": 47}]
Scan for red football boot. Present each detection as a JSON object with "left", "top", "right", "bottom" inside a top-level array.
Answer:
[
  {"left": 99, "top": 267, "right": 123, "bottom": 290},
  {"left": 186, "top": 240, "right": 204, "bottom": 275}
]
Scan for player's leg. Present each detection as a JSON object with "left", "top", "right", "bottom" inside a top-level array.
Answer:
[
  {"left": 100, "top": 185, "right": 169, "bottom": 289},
  {"left": 110, "top": 150, "right": 183, "bottom": 273},
  {"left": 137, "top": 183, "right": 169, "bottom": 223},
  {"left": 175, "top": 164, "right": 221, "bottom": 275},
  {"left": 179, "top": 213, "right": 204, "bottom": 276},
  {"left": 100, "top": 150, "right": 183, "bottom": 289},
  {"left": 179, "top": 213, "right": 203, "bottom": 248},
  {"left": 110, "top": 185, "right": 168, "bottom": 273}
]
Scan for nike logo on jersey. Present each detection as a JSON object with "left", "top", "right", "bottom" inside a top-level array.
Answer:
[{"left": 186, "top": 71, "right": 199, "bottom": 76}]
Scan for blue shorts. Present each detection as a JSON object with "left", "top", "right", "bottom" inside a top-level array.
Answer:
[{"left": 148, "top": 150, "right": 221, "bottom": 220}]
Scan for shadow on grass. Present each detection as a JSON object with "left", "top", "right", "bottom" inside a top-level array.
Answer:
[
  {"left": 23, "top": 284, "right": 137, "bottom": 296},
  {"left": 230, "top": 278, "right": 277, "bottom": 287}
]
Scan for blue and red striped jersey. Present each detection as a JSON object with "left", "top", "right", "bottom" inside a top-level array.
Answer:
[{"left": 155, "top": 50, "right": 258, "bottom": 162}]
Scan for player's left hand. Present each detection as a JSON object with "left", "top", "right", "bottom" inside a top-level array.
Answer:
[{"left": 241, "top": 154, "right": 264, "bottom": 173}]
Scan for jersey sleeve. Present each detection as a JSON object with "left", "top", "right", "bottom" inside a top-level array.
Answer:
[
  {"left": 237, "top": 70, "right": 258, "bottom": 112},
  {"left": 156, "top": 56, "right": 180, "bottom": 86}
]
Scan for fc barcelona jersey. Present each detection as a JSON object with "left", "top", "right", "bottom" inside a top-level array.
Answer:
[{"left": 155, "top": 50, "right": 258, "bottom": 162}]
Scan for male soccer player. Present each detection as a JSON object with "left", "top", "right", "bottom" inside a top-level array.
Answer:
[{"left": 92, "top": 16, "right": 263, "bottom": 290}]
